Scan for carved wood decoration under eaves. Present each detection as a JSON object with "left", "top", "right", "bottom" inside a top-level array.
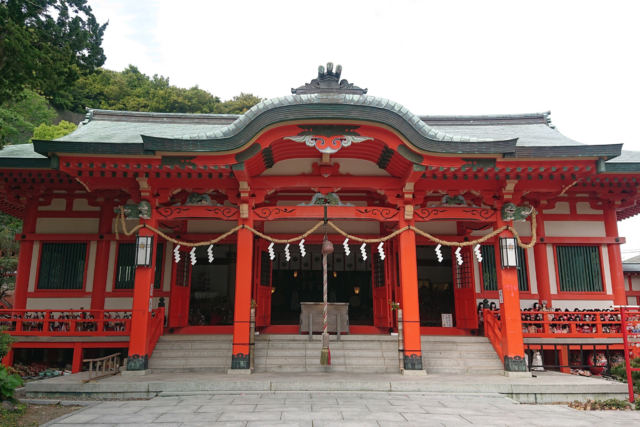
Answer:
[{"left": 292, "top": 62, "right": 368, "bottom": 95}]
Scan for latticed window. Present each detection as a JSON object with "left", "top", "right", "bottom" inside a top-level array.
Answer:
[
  {"left": 260, "top": 251, "right": 271, "bottom": 286},
  {"left": 38, "top": 243, "right": 87, "bottom": 290},
  {"left": 480, "top": 245, "right": 529, "bottom": 292},
  {"left": 373, "top": 256, "right": 385, "bottom": 287},
  {"left": 175, "top": 250, "right": 190, "bottom": 287},
  {"left": 556, "top": 246, "right": 603, "bottom": 292},
  {"left": 115, "top": 243, "right": 164, "bottom": 290}
]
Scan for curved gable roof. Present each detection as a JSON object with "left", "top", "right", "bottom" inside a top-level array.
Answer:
[{"left": 140, "top": 93, "right": 519, "bottom": 155}]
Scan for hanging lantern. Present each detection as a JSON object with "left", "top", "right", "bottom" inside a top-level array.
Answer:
[
  {"left": 353, "top": 287, "right": 360, "bottom": 294},
  {"left": 271, "top": 287, "right": 276, "bottom": 294},
  {"left": 322, "top": 238, "right": 334, "bottom": 255},
  {"left": 135, "top": 235, "right": 153, "bottom": 267},
  {"left": 294, "top": 271, "right": 298, "bottom": 278},
  {"left": 333, "top": 271, "right": 337, "bottom": 278},
  {"left": 499, "top": 237, "right": 518, "bottom": 268}
]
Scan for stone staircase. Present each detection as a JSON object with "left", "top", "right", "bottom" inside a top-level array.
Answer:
[
  {"left": 148, "top": 334, "right": 503, "bottom": 374},
  {"left": 421, "top": 335, "right": 504, "bottom": 374}
]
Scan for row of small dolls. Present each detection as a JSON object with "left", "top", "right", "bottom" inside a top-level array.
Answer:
[
  {"left": 0, "top": 311, "right": 131, "bottom": 332},
  {"left": 522, "top": 323, "right": 621, "bottom": 334}
]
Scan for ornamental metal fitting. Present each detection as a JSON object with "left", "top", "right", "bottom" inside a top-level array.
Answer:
[{"left": 291, "top": 62, "right": 368, "bottom": 95}]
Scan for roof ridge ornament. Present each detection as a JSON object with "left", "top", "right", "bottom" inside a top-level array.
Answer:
[{"left": 292, "top": 62, "right": 368, "bottom": 95}]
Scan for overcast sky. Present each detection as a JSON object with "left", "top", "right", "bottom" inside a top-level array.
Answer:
[{"left": 90, "top": 0, "right": 640, "bottom": 257}]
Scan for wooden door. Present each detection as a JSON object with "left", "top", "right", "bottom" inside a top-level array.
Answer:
[
  {"left": 168, "top": 247, "right": 192, "bottom": 328},
  {"left": 254, "top": 240, "right": 272, "bottom": 327},
  {"left": 453, "top": 247, "right": 478, "bottom": 329},
  {"left": 372, "top": 244, "right": 391, "bottom": 328}
]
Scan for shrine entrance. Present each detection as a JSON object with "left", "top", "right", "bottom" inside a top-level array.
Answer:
[{"left": 268, "top": 244, "right": 375, "bottom": 326}]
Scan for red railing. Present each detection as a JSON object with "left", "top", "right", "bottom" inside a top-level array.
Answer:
[
  {"left": 147, "top": 307, "right": 165, "bottom": 357},
  {"left": 0, "top": 309, "right": 132, "bottom": 336},
  {"left": 484, "top": 309, "right": 503, "bottom": 360},
  {"left": 520, "top": 310, "right": 622, "bottom": 338},
  {"left": 620, "top": 306, "right": 640, "bottom": 403}
]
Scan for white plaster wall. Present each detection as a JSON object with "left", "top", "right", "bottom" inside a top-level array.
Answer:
[
  {"left": 576, "top": 202, "right": 602, "bottom": 214},
  {"left": 625, "top": 275, "right": 630, "bottom": 291},
  {"left": 72, "top": 199, "right": 100, "bottom": 211},
  {"left": 550, "top": 300, "right": 614, "bottom": 310},
  {"left": 414, "top": 221, "right": 457, "bottom": 235},
  {"left": 265, "top": 220, "right": 380, "bottom": 235},
  {"left": 112, "top": 218, "right": 139, "bottom": 234},
  {"left": 36, "top": 218, "right": 99, "bottom": 234},
  {"left": 547, "top": 245, "right": 558, "bottom": 294},
  {"left": 631, "top": 276, "right": 640, "bottom": 291},
  {"left": 105, "top": 297, "right": 133, "bottom": 310},
  {"left": 105, "top": 242, "right": 116, "bottom": 292},
  {"left": 38, "top": 198, "right": 66, "bottom": 211},
  {"left": 527, "top": 247, "right": 538, "bottom": 294},
  {"left": 85, "top": 241, "right": 97, "bottom": 292},
  {"left": 187, "top": 220, "right": 236, "bottom": 234},
  {"left": 470, "top": 227, "right": 493, "bottom": 237},
  {"left": 103, "top": 297, "right": 167, "bottom": 310},
  {"left": 26, "top": 298, "right": 91, "bottom": 310},
  {"left": 260, "top": 158, "right": 391, "bottom": 177},
  {"left": 602, "top": 244, "right": 613, "bottom": 295},
  {"left": 521, "top": 299, "right": 539, "bottom": 309},
  {"left": 543, "top": 202, "right": 570, "bottom": 214},
  {"left": 163, "top": 242, "right": 173, "bottom": 292},
  {"left": 513, "top": 221, "right": 532, "bottom": 237},
  {"left": 544, "top": 221, "right": 606, "bottom": 237},
  {"left": 628, "top": 296, "right": 638, "bottom": 306},
  {"left": 28, "top": 242, "right": 40, "bottom": 292}
]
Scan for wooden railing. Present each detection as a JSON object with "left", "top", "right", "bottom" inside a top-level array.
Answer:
[
  {"left": 520, "top": 310, "right": 622, "bottom": 338},
  {"left": 0, "top": 310, "right": 133, "bottom": 336},
  {"left": 82, "top": 352, "right": 121, "bottom": 383},
  {"left": 483, "top": 309, "right": 503, "bottom": 360},
  {"left": 147, "top": 307, "right": 165, "bottom": 357}
]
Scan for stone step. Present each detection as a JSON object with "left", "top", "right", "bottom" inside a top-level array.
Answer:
[
  {"left": 421, "top": 335, "right": 490, "bottom": 343},
  {"left": 425, "top": 367, "right": 469, "bottom": 374},
  {"left": 422, "top": 343, "right": 496, "bottom": 352}
]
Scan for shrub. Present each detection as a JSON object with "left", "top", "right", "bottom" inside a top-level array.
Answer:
[
  {"left": 0, "top": 365, "right": 23, "bottom": 401},
  {"left": 611, "top": 357, "right": 640, "bottom": 391},
  {"left": 0, "top": 328, "right": 15, "bottom": 360}
]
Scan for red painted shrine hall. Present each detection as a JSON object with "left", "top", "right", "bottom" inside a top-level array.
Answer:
[{"left": 1, "top": 63, "right": 640, "bottom": 374}]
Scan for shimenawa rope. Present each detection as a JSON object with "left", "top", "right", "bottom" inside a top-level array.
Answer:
[{"left": 115, "top": 206, "right": 538, "bottom": 250}]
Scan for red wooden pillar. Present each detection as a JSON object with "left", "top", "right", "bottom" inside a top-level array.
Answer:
[
  {"left": 126, "top": 215, "right": 158, "bottom": 371},
  {"left": 1, "top": 348, "right": 14, "bottom": 367},
  {"left": 71, "top": 342, "right": 83, "bottom": 374},
  {"left": 231, "top": 212, "right": 253, "bottom": 370},
  {"left": 604, "top": 204, "right": 626, "bottom": 305},
  {"left": 533, "top": 211, "right": 552, "bottom": 306},
  {"left": 397, "top": 214, "right": 423, "bottom": 371},
  {"left": 494, "top": 207, "right": 527, "bottom": 373},
  {"left": 13, "top": 197, "right": 38, "bottom": 309},
  {"left": 90, "top": 201, "right": 115, "bottom": 310}
]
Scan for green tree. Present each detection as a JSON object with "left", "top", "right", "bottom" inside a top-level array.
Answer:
[
  {"left": 0, "top": 0, "right": 107, "bottom": 107},
  {"left": 218, "top": 93, "right": 265, "bottom": 114},
  {"left": 0, "top": 89, "right": 57, "bottom": 147},
  {"left": 0, "top": 213, "right": 20, "bottom": 309},
  {"left": 62, "top": 65, "right": 263, "bottom": 115},
  {"left": 32, "top": 120, "right": 77, "bottom": 140}
]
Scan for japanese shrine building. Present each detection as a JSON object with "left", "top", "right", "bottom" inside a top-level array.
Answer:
[{"left": 1, "top": 63, "right": 640, "bottom": 374}]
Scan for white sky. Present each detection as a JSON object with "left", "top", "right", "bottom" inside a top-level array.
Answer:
[{"left": 91, "top": 0, "right": 640, "bottom": 258}]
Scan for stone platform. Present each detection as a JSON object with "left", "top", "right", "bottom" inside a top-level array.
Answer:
[{"left": 25, "top": 370, "right": 628, "bottom": 404}]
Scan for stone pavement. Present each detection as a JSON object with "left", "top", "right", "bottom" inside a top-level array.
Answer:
[{"left": 46, "top": 392, "right": 640, "bottom": 427}]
